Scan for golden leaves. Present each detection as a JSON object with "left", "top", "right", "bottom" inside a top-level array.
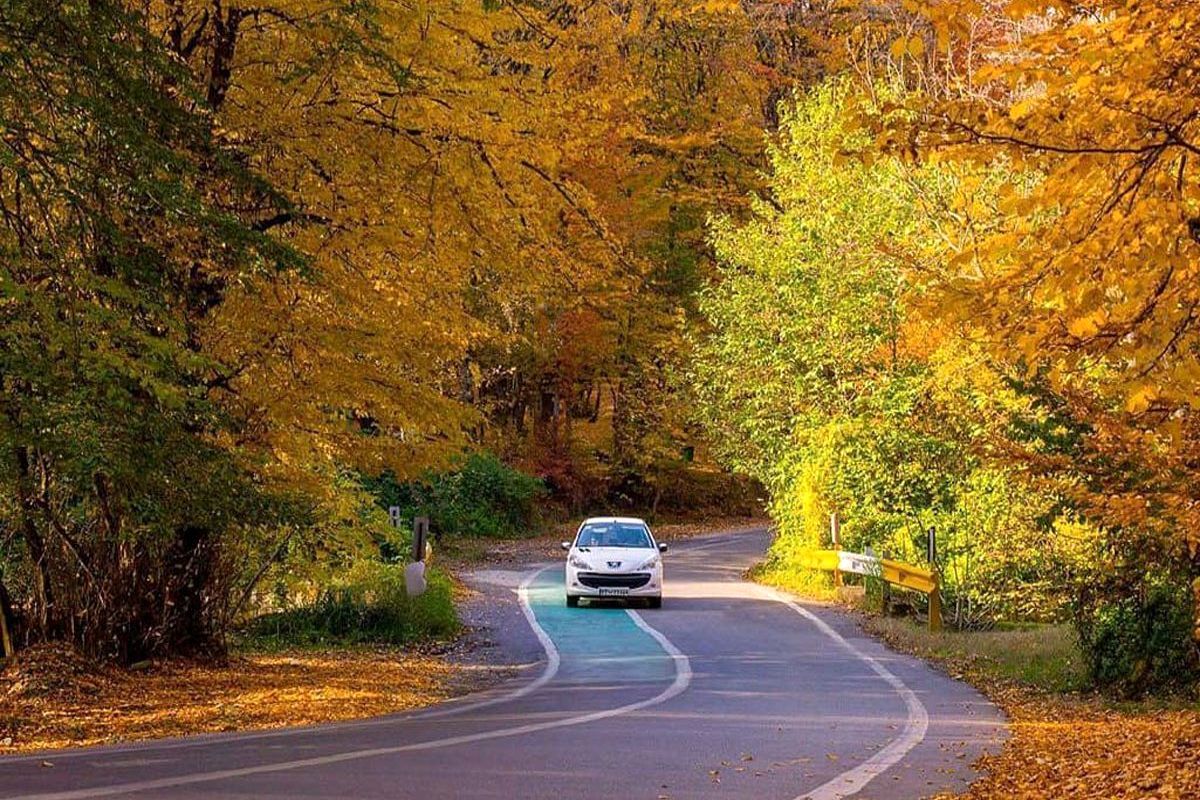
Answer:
[
  {"left": 1125, "top": 385, "right": 1159, "bottom": 415},
  {"left": 0, "top": 644, "right": 482, "bottom": 754},
  {"left": 889, "top": 36, "right": 926, "bottom": 60},
  {"left": 873, "top": 619, "right": 1200, "bottom": 800}
]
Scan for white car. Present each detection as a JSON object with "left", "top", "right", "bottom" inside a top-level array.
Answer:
[{"left": 561, "top": 516, "right": 667, "bottom": 608}]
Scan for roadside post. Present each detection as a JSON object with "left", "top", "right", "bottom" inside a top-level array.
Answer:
[
  {"left": 927, "top": 527, "right": 942, "bottom": 632},
  {"left": 830, "top": 512, "right": 842, "bottom": 588},
  {"left": 412, "top": 516, "right": 430, "bottom": 563},
  {"left": 388, "top": 508, "right": 430, "bottom": 598},
  {"left": 405, "top": 516, "right": 430, "bottom": 597}
]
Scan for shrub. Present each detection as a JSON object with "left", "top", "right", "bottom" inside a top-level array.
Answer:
[
  {"left": 1079, "top": 579, "right": 1199, "bottom": 696},
  {"left": 364, "top": 452, "right": 545, "bottom": 538},
  {"left": 241, "top": 561, "right": 459, "bottom": 647}
]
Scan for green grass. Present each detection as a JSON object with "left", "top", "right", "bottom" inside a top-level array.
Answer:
[
  {"left": 864, "top": 616, "right": 1089, "bottom": 693},
  {"left": 749, "top": 562, "right": 838, "bottom": 602},
  {"left": 238, "top": 564, "right": 460, "bottom": 651}
]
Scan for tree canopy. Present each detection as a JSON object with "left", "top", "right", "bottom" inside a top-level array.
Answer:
[{"left": 2, "top": 0, "right": 1199, "bottom": 692}]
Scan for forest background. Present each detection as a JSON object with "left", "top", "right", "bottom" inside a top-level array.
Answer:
[{"left": 2, "top": 0, "right": 1199, "bottom": 708}]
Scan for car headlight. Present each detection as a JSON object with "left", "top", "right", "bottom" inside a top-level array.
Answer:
[
  {"left": 568, "top": 554, "right": 591, "bottom": 569},
  {"left": 637, "top": 555, "right": 660, "bottom": 571}
]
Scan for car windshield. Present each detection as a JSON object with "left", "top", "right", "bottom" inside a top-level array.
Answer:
[{"left": 575, "top": 522, "right": 652, "bottom": 549}]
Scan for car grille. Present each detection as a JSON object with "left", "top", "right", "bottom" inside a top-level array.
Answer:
[{"left": 577, "top": 572, "right": 651, "bottom": 590}]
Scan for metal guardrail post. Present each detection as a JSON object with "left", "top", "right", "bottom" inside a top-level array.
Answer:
[
  {"left": 928, "top": 577, "right": 943, "bottom": 632},
  {"left": 927, "top": 527, "right": 941, "bottom": 632},
  {"left": 830, "top": 512, "right": 842, "bottom": 588}
]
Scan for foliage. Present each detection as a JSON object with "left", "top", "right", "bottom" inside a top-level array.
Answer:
[
  {"left": 692, "top": 80, "right": 1078, "bottom": 628},
  {"left": 1079, "top": 578, "right": 1198, "bottom": 697},
  {"left": 857, "top": 0, "right": 1200, "bottom": 686},
  {"left": 241, "top": 561, "right": 459, "bottom": 648},
  {"left": 0, "top": 0, "right": 814, "bottom": 661},
  {"left": 365, "top": 453, "right": 546, "bottom": 540},
  {"left": 12, "top": 0, "right": 1198, "bottom": 707},
  {"left": 0, "top": 0, "right": 304, "bottom": 661}
]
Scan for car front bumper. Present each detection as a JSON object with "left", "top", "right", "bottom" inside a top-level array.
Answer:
[{"left": 566, "top": 563, "right": 663, "bottom": 598}]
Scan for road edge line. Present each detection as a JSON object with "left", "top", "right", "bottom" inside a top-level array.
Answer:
[
  {"left": 6, "top": 573, "right": 691, "bottom": 800},
  {"left": 0, "top": 567, "right": 561, "bottom": 765},
  {"left": 755, "top": 585, "right": 930, "bottom": 800},
  {"left": 626, "top": 608, "right": 692, "bottom": 698},
  {"left": 413, "top": 565, "right": 560, "bottom": 719}
]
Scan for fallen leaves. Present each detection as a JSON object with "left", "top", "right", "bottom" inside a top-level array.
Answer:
[
  {"left": 937, "top": 695, "right": 1200, "bottom": 800},
  {"left": 864, "top": 619, "right": 1200, "bottom": 800},
  {"left": 1, "top": 642, "right": 506, "bottom": 754}
]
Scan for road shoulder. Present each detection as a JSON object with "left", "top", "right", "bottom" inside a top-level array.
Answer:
[{"left": 865, "top": 618, "right": 1200, "bottom": 800}]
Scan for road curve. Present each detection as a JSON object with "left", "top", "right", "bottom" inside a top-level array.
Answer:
[{"left": 0, "top": 529, "right": 1006, "bottom": 799}]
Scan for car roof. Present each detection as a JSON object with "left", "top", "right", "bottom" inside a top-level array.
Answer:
[{"left": 580, "top": 516, "right": 648, "bottom": 526}]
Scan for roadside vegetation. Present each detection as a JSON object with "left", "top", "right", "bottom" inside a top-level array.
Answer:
[
  {"left": 239, "top": 564, "right": 460, "bottom": 650},
  {"left": 685, "top": 3, "right": 1200, "bottom": 795},
  {"left": 865, "top": 618, "right": 1088, "bottom": 695},
  {"left": 4, "top": 0, "right": 1200, "bottom": 792},
  {"left": 0, "top": 0, "right": 765, "bottom": 671},
  {"left": 693, "top": 66, "right": 1200, "bottom": 700}
]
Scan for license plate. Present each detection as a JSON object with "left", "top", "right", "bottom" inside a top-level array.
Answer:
[{"left": 598, "top": 587, "right": 629, "bottom": 597}]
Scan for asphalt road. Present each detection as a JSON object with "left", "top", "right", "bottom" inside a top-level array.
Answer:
[{"left": 0, "top": 529, "right": 1006, "bottom": 800}]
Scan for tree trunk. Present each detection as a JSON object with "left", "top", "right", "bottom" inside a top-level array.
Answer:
[
  {"left": 206, "top": 2, "right": 244, "bottom": 110},
  {"left": 159, "top": 525, "right": 220, "bottom": 659},
  {"left": 0, "top": 577, "right": 15, "bottom": 659},
  {"left": 12, "top": 446, "right": 55, "bottom": 638},
  {"left": 1190, "top": 544, "right": 1200, "bottom": 650}
]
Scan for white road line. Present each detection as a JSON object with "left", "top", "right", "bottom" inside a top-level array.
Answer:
[
  {"left": 754, "top": 585, "right": 930, "bottom": 800},
  {"left": 413, "top": 565, "right": 560, "bottom": 719},
  {"left": 6, "top": 571, "right": 692, "bottom": 800},
  {"left": 0, "top": 567, "right": 561, "bottom": 766},
  {"left": 626, "top": 608, "right": 692, "bottom": 689}
]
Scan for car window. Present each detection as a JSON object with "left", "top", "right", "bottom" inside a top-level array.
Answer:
[{"left": 575, "top": 522, "right": 652, "bottom": 549}]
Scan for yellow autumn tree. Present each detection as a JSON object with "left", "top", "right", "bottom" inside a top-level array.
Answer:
[{"left": 874, "top": 0, "right": 1200, "bottom": 684}]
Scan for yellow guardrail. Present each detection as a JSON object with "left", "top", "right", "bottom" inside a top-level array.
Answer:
[
  {"left": 880, "top": 558, "right": 937, "bottom": 595},
  {"left": 794, "top": 548, "right": 942, "bottom": 631}
]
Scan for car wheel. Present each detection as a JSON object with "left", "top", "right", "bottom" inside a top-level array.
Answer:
[
  {"left": 566, "top": 595, "right": 579, "bottom": 608},
  {"left": 646, "top": 596, "right": 662, "bottom": 609}
]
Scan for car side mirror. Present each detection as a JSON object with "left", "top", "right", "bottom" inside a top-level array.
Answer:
[
  {"left": 561, "top": 541, "right": 571, "bottom": 551},
  {"left": 658, "top": 542, "right": 668, "bottom": 553}
]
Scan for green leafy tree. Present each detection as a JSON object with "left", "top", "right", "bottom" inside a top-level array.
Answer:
[
  {"left": 0, "top": 0, "right": 301, "bottom": 660},
  {"left": 692, "top": 80, "right": 1073, "bottom": 626}
]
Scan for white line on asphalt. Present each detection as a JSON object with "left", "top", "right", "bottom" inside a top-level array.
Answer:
[
  {"left": 754, "top": 585, "right": 930, "bottom": 800},
  {"left": 0, "top": 567, "right": 561, "bottom": 766},
  {"left": 6, "top": 571, "right": 692, "bottom": 800},
  {"left": 413, "top": 565, "right": 560, "bottom": 719},
  {"left": 626, "top": 608, "right": 692, "bottom": 687}
]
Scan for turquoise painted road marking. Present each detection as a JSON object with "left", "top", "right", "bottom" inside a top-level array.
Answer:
[{"left": 526, "top": 568, "right": 676, "bottom": 683}]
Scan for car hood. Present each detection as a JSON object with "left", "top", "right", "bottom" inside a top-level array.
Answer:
[{"left": 570, "top": 547, "right": 656, "bottom": 572}]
